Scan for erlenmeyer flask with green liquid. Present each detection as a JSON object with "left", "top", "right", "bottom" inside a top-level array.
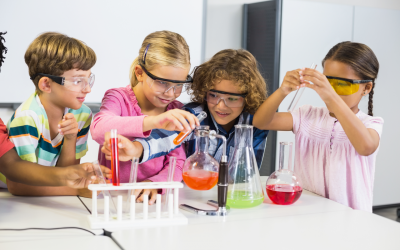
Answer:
[{"left": 227, "top": 125, "right": 264, "bottom": 208}]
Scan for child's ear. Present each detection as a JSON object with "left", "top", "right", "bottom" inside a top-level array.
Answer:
[
  {"left": 363, "top": 82, "right": 373, "bottom": 96},
  {"left": 38, "top": 77, "right": 52, "bottom": 93},
  {"left": 135, "top": 65, "right": 144, "bottom": 83}
]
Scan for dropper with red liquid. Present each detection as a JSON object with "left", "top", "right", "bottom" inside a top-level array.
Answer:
[
  {"left": 173, "top": 111, "right": 207, "bottom": 145},
  {"left": 110, "top": 129, "right": 120, "bottom": 186}
]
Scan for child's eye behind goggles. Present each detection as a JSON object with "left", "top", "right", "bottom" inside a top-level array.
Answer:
[{"left": 326, "top": 76, "right": 372, "bottom": 96}]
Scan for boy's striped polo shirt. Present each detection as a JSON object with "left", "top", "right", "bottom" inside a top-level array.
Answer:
[{"left": 0, "top": 93, "right": 92, "bottom": 187}]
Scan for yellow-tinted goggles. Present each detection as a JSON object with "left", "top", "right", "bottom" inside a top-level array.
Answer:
[{"left": 326, "top": 76, "right": 372, "bottom": 96}]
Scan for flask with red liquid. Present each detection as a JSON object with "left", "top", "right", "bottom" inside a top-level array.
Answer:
[
  {"left": 266, "top": 142, "right": 302, "bottom": 205},
  {"left": 182, "top": 125, "right": 219, "bottom": 190},
  {"left": 110, "top": 129, "right": 120, "bottom": 186}
]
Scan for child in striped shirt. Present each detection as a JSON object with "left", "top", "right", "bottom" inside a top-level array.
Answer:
[{"left": 4, "top": 32, "right": 96, "bottom": 197}]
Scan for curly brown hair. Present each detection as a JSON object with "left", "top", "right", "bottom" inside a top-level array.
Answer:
[
  {"left": 25, "top": 32, "right": 96, "bottom": 94},
  {"left": 188, "top": 49, "right": 267, "bottom": 114}
]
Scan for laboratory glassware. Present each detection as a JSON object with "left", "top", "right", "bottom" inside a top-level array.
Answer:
[
  {"left": 287, "top": 63, "right": 317, "bottom": 112},
  {"left": 266, "top": 142, "right": 302, "bottom": 205},
  {"left": 173, "top": 111, "right": 207, "bottom": 145}
]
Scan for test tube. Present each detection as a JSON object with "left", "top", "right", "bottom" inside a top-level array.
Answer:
[
  {"left": 163, "top": 157, "right": 176, "bottom": 211},
  {"left": 110, "top": 129, "right": 120, "bottom": 186},
  {"left": 92, "top": 160, "right": 117, "bottom": 218},
  {"left": 287, "top": 63, "right": 317, "bottom": 112},
  {"left": 173, "top": 111, "right": 207, "bottom": 145},
  {"left": 126, "top": 157, "right": 139, "bottom": 212}
]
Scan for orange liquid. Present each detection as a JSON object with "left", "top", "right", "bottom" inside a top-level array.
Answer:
[
  {"left": 173, "top": 131, "right": 190, "bottom": 145},
  {"left": 182, "top": 169, "right": 219, "bottom": 190}
]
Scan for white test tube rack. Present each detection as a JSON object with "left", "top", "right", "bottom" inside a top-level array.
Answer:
[{"left": 87, "top": 181, "right": 187, "bottom": 230}]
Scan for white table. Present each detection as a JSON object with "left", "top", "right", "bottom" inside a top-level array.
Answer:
[
  {"left": 112, "top": 210, "right": 400, "bottom": 250},
  {"left": 0, "top": 235, "right": 120, "bottom": 250},
  {"left": 81, "top": 177, "right": 352, "bottom": 231},
  {"left": 0, "top": 195, "right": 103, "bottom": 236}
]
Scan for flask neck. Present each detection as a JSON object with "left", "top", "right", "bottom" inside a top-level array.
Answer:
[
  {"left": 278, "top": 142, "right": 293, "bottom": 171},
  {"left": 234, "top": 125, "right": 253, "bottom": 148},
  {"left": 195, "top": 135, "right": 209, "bottom": 153}
]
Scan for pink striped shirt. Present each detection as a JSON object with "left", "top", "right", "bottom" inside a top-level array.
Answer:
[
  {"left": 292, "top": 105, "right": 384, "bottom": 212},
  {"left": 90, "top": 85, "right": 185, "bottom": 189}
]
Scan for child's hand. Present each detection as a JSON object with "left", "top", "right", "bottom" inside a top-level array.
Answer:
[
  {"left": 144, "top": 109, "right": 200, "bottom": 133},
  {"left": 63, "top": 162, "right": 96, "bottom": 188},
  {"left": 102, "top": 132, "right": 144, "bottom": 161},
  {"left": 133, "top": 180, "right": 158, "bottom": 205},
  {"left": 300, "top": 68, "right": 337, "bottom": 102},
  {"left": 58, "top": 113, "right": 79, "bottom": 140},
  {"left": 279, "top": 69, "right": 302, "bottom": 95},
  {"left": 77, "top": 187, "right": 99, "bottom": 198}
]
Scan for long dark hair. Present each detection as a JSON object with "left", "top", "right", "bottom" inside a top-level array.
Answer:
[
  {"left": 322, "top": 41, "right": 379, "bottom": 116},
  {"left": 0, "top": 31, "right": 7, "bottom": 72}
]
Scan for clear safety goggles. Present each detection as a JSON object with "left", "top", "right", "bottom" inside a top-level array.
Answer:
[
  {"left": 30, "top": 73, "right": 95, "bottom": 93},
  {"left": 326, "top": 76, "right": 371, "bottom": 96},
  {"left": 206, "top": 90, "right": 247, "bottom": 108}
]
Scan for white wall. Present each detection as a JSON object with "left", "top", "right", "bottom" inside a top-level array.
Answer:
[{"left": 205, "top": 0, "right": 400, "bottom": 60}]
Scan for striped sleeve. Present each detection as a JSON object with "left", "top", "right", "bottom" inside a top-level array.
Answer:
[
  {"left": 7, "top": 112, "right": 40, "bottom": 163},
  {"left": 74, "top": 107, "right": 92, "bottom": 159}
]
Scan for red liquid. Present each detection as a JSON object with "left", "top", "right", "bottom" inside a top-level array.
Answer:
[
  {"left": 182, "top": 169, "right": 218, "bottom": 190},
  {"left": 110, "top": 137, "right": 120, "bottom": 186},
  {"left": 266, "top": 184, "right": 302, "bottom": 205},
  {"left": 173, "top": 131, "right": 190, "bottom": 145}
]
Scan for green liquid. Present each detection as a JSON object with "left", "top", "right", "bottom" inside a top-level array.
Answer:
[{"left": 227, "top": 191, "right": 264, "bottom": 208}]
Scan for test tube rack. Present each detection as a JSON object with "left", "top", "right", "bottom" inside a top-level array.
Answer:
[{"left": 87, "top": 182, "right": 188, "bottom": 230}]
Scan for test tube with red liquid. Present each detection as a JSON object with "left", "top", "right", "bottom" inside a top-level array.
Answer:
[
  {"left": 173, "top": 111, "right": 207, "bottom": 145},
  {"left": 110, "top": 129, "right": 120, "bottom": 186}
]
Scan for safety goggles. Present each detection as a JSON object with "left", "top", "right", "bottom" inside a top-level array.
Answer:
[
  {"left": 326, "top": 76, "right": 371, "bottom": 96},
  {"left": 206, "top": 90, "right": 247, "bottom": 108},
  {"left": 142, "top": 65, "right": 190, "bottom": 95},
  {"left": 30, "top": 73, "right": 95, "bottom": 93},
  {"left": 139, "top": 43, "right": 193, "bottom": 95}
]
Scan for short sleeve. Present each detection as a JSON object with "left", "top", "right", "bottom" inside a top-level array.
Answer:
[
  {"left": 364, "top": 116, "right": 384, "bottom": 139},
  {"left": 7, "top": 113, "right": 39, "bottom": 163},
  {"left": 0, "top": 119, "right": 14, "bottom": 158}
]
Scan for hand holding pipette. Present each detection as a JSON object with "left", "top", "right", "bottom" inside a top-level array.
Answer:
[
  {"left": 143, "top": 109, "right": 200, "bottom": 132},
  {"left": 287, "top": 63, "right": 317, "bottom": 112}
]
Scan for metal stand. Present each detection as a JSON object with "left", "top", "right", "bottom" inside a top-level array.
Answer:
[{"left": 180, "top": 200, "right": 230, "bottom": 216}]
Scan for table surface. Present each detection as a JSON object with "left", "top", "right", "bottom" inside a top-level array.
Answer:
[
  {"left": 0, "top": 235, "right": 120, "bottom": 250},
  {"left": 0, "top": 195, "right": 103, "bottom": 236},
  {"left": 112, "top": 209, "right": 400, "bottom": 250},
  {"left": 80, "top": 177, "right": 352, "bottom": 231}
]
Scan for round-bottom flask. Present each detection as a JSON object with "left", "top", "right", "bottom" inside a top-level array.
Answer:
[
  {"left": 182, "top": 126, "right": 219, "bottom": 190},
  {"left": 266, "top": 142, "right": 302, "bottom": 205}
]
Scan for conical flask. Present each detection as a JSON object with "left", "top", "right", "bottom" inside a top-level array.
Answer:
[
  {"left": 266, "top": 142, "right": 302, "bottom": 205},
  {"left": 182, "top": 126, "right": 219, "bottom": 190},
  {"left": 227, "top": 125, "right": 264, "bottom": 208}
]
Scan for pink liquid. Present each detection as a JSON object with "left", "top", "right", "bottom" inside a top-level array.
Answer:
[
  {"left": 266, "top": 184, "right": 302, "bottom": 205},
  {"left": 110, "top": 137, "right": 120, "bottom": 186}
]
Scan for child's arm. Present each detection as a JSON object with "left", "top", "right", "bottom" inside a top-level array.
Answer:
[
  {"left": 135, "top": 146, "right": 185, "bottom": 205},
  {"left": 0, "top": 148, "right": 109, "bottom": 187},
  {"left": 300, "top": 68, "right": 380, "bottom": 156},
  {"left": 253, "top": 70, "right": 302, "bottom": 131},
  {"left": 57, "top": 113, "right": 80, "bottom": 167},
  {"left": 90, "top": 90, "right": 198, "bottom": 145}
]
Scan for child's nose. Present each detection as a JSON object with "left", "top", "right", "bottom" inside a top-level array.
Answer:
[{"left": 83, "top": 84, "right": 92, "bottom": 93}]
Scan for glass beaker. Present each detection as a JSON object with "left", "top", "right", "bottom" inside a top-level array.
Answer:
[
  {"left": 182, "top": 126, "right": 219, "bottom": 190},
  {"left": 266, "top": 142, "right": 302, "bottom": 205},
  {"left": 227, "top": 125, "right": 264, "bottom": 208}
]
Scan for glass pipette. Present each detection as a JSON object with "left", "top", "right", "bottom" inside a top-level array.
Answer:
[{"left": 287, "top": 63, "right": 317, "bottom": 112}]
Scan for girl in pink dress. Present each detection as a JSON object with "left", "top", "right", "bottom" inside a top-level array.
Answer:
[
  {"left": 253, "top": 42, "right": 383, "bottom": 212},
  {"left": 90, "top": 31, "right": 199, "bottom": 205}
]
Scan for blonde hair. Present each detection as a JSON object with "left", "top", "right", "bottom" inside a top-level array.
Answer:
[
  {"left": 189, "top": 49, "right": 267, "bottom": 114},
  {"left": 129, "top": 30, "right": 190, "bottom": 87},
  {"left": 25, "top": 32, "right": 96, "bottom": 94}
]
